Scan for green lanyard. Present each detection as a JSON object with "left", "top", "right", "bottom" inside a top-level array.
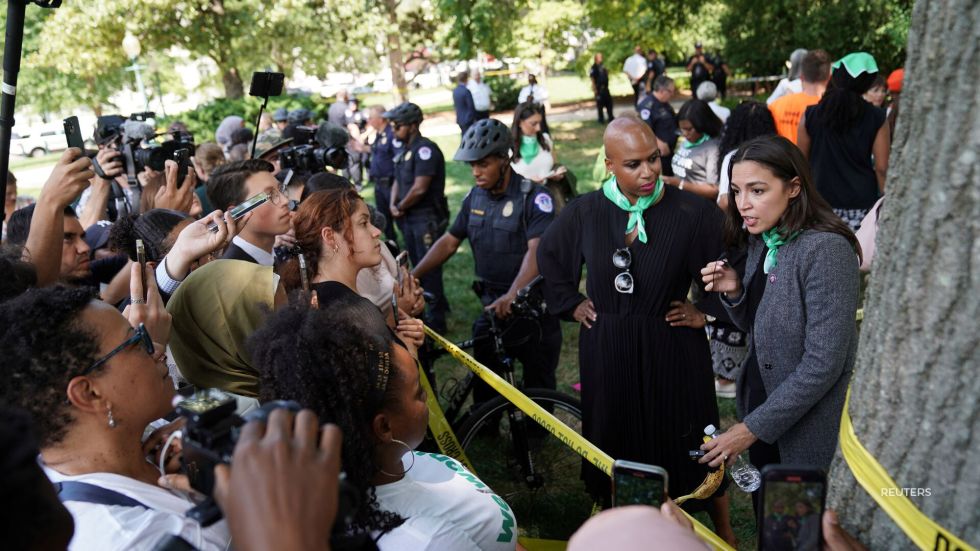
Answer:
[{"left": 602, "top": 175, "right": 664, "bottom": 244}]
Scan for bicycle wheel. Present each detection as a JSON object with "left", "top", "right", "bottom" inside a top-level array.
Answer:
[{"left": 457, "top": 389, "right": 593, "bottom": 541}]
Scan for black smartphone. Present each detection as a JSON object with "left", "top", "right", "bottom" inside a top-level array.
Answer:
[
  {"left": 391, "top": 251, "right": 410, "bottom": 313},
  {"left": 611, "top": 460, "right": 668, "bottom": 508},
  {"left": 207, "top": 192, "right": 270, "bottom": 232},
  {"left": 135, "top": 239, "right": 148, "bottom": 302},
  {"left": 298, "top": 253, "right": 310, "bottom": 293},
  {"left": 758, "top": 465, "right": 826, "bottom": 551},
  {"left": 63, "top": 116, "right": 85, "bottom": 152},
  {"left": 173, "top": 148, "right": 190, "bottom": 188},
  {"left": 248, "top": 71, "right": 285, "bottom": 98}
]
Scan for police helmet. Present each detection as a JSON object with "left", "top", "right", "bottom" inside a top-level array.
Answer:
[
  {"left": 288, "top": 108, "right": 312, "bottom": 124},
  {"left": 382, "top": 102, "right": 424, "bottom": 126},
  {"left": 272, "top": 107, "right": 289, "bottom": 122},
  {"left": 454, "top": 119, "right": 511, "bottom": 162}
]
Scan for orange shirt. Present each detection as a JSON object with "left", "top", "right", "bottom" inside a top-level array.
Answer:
[{"left": 769, "top": 92, "right": 821, "bottom": 144}]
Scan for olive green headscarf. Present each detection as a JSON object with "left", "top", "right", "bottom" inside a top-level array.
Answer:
[{"left": 167, "top": 260, "right": 277, "bottom": 397}]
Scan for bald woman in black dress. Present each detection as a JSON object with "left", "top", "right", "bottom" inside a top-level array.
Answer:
[{"left": 537, "top": 118, "right": 735, "bottom": 542}]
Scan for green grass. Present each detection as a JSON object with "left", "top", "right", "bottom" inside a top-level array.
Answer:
[
  {"left": 10, "top": 152, "right": 61, "bottom": 171},
  {"left": 363, "top": 119, "right": 759, "bottom": 548}
]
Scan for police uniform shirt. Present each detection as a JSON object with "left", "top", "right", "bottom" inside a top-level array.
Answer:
[
  {"left": 589, "top": 64, "right": 610, "bottom": 93},
  {"left": 394, "top": 137, "right": 446, "bottom": 213},
  {"left": 448, "top": 174, "right": 555, "bottom": 287},
  {"left": 637, "top": 95, "right": 679, "bottom": 151},
  {"left": 370, "top": 125, "right": 400, "bottom": 180}
]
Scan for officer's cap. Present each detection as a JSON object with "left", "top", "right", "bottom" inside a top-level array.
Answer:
[
  {"left": 382, "top": 102, "right": 424, "bottom": 125},
  {"left": 288, "top": 108, "right": 313, "bottom": 124},
  {"left": 272, "top": 107, "right": 289, "bottom": 122}
]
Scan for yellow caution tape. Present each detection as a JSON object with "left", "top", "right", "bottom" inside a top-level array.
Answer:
[
  {"left": 518, "top": 537, "right": 567, "bottom": 551},
  {"left": 840, "top": 388, "right": 976, "bottom": 551},
  {"left": 425, "top": 326, "right": 736, "bottom": 551},
  {"left": 856, "top": 308, "right": 864, "bottom": 321},
  {"left": 417, "top": 361, "right": 476, "bottom": 473}
]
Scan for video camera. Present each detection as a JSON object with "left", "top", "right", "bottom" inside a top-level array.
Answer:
[
  {"left": 278, "top": 126, "right": 349, "bottom": 174},
  {"left": 175, "top": 389, "right": 360, "bottom": 533},
  {"left": 96, "top": 112, "right": 195, "bottom": 186}
]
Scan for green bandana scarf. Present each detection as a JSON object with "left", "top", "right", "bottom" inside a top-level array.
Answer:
[
  {"left": 602, "top": 175, "right": 664, "bottom": 244},
  {"left": 762, "top": 228, "right": 801, "bottom": 274},
  {"left": 832, "top": 52, "right": 879, "bottom": 78},
  {"left": 684, "top": 134, "right": 710, "bottom": 149},
  {"left": 520, "top": 135, "right": 540, "bottom": 162}
]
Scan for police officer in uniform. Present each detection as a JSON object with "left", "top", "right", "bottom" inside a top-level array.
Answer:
[
  {"left": 637, "top": 75, "right": 679, "bottom": 176},
  {"left": 412, "top": 118, "right": 562, "bottom": 405},
  {"left": 367, "top": 105, "right": 402, "bottom": 243},
  {"left": 384, "top": 102, "right": 450, "bottom": 332}
]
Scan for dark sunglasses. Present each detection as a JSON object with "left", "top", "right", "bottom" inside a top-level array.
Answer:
[
  {"left": 613, "top": 248, "right": 633, "bottom": 294},
  {"left": 82, "top": 323, "right": 155, "bottom": 376}
]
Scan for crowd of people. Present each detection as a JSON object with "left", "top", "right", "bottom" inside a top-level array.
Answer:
[{"left": 0, "top": 38, "right": 902, "bottom": 551}]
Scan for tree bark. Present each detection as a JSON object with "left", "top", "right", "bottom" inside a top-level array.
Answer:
[
  {"left": 383, "top": 0, "right": 408, "bottom": 104},
  {"left": 221, "top": 66, "right": 245, "bottom": 99},
  {"left": 827, "top": 0, "right": 980, "bottom": 548}
]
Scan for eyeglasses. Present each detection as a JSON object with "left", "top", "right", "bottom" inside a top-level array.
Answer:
[
  {"left": 267, "top": 186, "right": 288, "bottom": 207},
  {"left": 82, "top": 323, "right": 155, "bottom": 376},
  {"left": 613, "top": 248, "right": 633, "bottom": 294}
]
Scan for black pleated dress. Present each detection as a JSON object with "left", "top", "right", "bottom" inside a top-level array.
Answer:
[{"left": 537, "top": 186, "right": 725, "bottom": 509}]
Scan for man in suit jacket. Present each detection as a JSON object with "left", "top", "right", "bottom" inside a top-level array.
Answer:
[
  {"left": 206, "top": 160, "right": 292, "bottom": 266},
  {"left": 452, "top": 71, "right": 476, "bottom": 135}
]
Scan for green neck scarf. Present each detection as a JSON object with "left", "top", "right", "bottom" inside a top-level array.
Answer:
[
  {"left": 684, "top": 134, "right": 710, "bottom": 149},
  {"left": 761, "top": 227, "right": 801, "bottom": 274},
  {"left": 602, "top": 175, "right": 664, "bottom": 244},
  {"left": 520, "top": 135, "right": 540, "bottom": 162}
]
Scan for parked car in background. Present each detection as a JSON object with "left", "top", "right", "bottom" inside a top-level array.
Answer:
[{"left": 11, "top": 125, "right": 68, "bottom": 157}]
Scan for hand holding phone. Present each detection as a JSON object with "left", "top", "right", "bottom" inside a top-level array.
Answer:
[
  {"left": 63, "top": 116, "right": 85, "bottom": 154},
  {"left": 207, "top": 192, "right": 269, "bottom": 232},
  {"left": 391, "top": 251, "right": 410, "bottom": 313},
  {"left": 174, "top": 148, "right": 191, "bottom": 188},
  {"left": 612, "top": 460, "right": 668, "bottom": 508}
]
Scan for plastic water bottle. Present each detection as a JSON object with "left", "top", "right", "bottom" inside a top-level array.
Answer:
[{"left": 704, "top": 424, "right": 761, "bottom": 492}]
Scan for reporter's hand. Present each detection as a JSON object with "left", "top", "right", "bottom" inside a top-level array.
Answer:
[
  {"left": 154, "top": 160, "right": 196, "bottom": 213},
  {"left": 822, "top": 509, "right": 868, "bottom": 551},
  {"left": 214, "top": 409, "right": 341, "bottom": 551},
  {"left": 94, "top": 147, "right": 123, "bottom": 180},
  {"left": 665, "top": 300, "right": 705, "bottom": 329},
  {"left": 165, "top": 210, "right": 242, "bottom": 279},
  {"left": 395, "top": 309, "right": 425, "bottom": 358},
  {"left": 39, "top": 149, "right": 94, "bottom": 208},
  {"left": 701, "top": 260, "right": 741, "bottom": 298},
  {"left": 659, "top": 499, "right": 694, "bottom": 532},
  {"left": 572, "top": 298, "right": 597, "bottom": 329},
  {"left": 274, "top": 229, "right": 297, "bottom": 249},
  {"left": 122, "top": 261, "right": 172, "bottom": 345},
  {"left": 394, "top": 266, "right": 424, "bottom": 317},
  {"left": 699, "top": 422, "right": 757, "bottom": 468}
]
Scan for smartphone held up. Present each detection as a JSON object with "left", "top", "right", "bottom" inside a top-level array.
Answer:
[
  {"left": 611, "top": 460, "right": 668, "bottom": 508},
  {"left": 758, "top": 465, "right": 826, "bottom": 551}
]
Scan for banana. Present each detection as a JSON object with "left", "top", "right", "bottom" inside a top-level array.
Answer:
[{"left": 675, "top": 436, "right": 726, "bottom": 505}]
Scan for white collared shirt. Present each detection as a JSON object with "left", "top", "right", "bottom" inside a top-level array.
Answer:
[
  {"left": 468, "top": 81, "right": 492, "bottom": 111},
  {"left": 518, "top": 84, "right": 548, "bottom": 105},
  {"left": 42, "top": 465, "right": 231, "bottom": 551},
  {"left": 232, "top": 235, "right": 275, "bottom": 266},
  {"left": 623, "top": 54, "right": 647, "bottom": 80}
]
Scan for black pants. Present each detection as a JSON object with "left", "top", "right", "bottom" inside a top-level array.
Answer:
[
  {"left": 749, "top": 438, "right": 782, "bottom": 515},
  {"left": 372, "top": 177, "right": 398, "bottom": 243},
  {"left": 632, "top": 82, "right": 643, "bottom": 106},
  {"left": 596, "top": 90, "right": 613, "bottom": 122},
  {"left": 471, "top": 291, "right": 561, "bottom": 406},
  {"left": 397, "top": 213, "right": 449, "bottom": 332}
]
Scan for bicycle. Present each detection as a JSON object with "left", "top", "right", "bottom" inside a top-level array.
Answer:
[{"left": 422, "top": 278, "right": 594, "bottom": 541}]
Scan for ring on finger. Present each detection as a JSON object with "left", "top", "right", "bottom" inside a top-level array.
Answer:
[{"left": 131, "top": 297, "right": 146, "bottom": 304}]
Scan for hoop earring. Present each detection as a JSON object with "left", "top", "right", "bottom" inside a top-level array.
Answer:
[
  {"left": 378, "top": 439, "right": 415, "bottom": 477},
  {"left": 107, "top": 407, "right": 117, "bottom": 429}
]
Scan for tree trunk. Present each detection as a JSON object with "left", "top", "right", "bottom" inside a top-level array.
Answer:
[
  {"left": 221, "top": 66, "right": 244, "bottom": 99},
  {"left": 383, "top": 0, "right": 408, "bottom": 104},
  {"left": 827, "top": 0, "right": 980, "bottom": 548}
]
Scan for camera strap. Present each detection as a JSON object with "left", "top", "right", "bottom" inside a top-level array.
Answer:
[{"left": 54, "top": 481, "right": 152, "bottom": 510}]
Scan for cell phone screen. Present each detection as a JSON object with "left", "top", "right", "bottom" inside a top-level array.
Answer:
[
  {"left": 612, "top": 469, "right": 666, "bottom": 507},
  {"left": 760, "top": 479, "right": 825, "bottom": 551}
]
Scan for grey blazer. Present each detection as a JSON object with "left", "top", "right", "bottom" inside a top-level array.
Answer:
[{"left": 723, "top": 230, "right": 859, "bottom": 468}]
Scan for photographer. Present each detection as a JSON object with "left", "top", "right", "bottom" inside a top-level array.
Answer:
[{"left": 413, "top": 119, "right": 562, "bottom": 406}]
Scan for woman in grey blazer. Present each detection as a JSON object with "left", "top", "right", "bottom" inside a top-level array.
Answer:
[{"left": 697, "top": 135, "right": 861, "bottom": 475}]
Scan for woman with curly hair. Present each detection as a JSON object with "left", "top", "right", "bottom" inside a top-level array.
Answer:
[
  {"left": 0, "top": 285, "right": 231, "bottom": 549},
  {"left": 715, "top": 101, "right": 778, "bottom": 211},
  {"left": 251, "top": 301, "right": 519, "bottom": 550}
]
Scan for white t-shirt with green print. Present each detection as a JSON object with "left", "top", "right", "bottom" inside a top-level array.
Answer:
[{"left": 374, "top": 452, "right": 518, "bottom": 550}]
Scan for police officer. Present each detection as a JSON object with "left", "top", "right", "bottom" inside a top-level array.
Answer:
[
  {"left": 412, "top": 118, "right": 562, "bottom": 405},
  {"left": 384, "top": 102, "right": 450, "bottom": 332},
  {"left": 367, "top": 105, "right": 401, "bottom": 243},
  {"left": 637, "top": 75, "right": 679, "bottom": 176}
]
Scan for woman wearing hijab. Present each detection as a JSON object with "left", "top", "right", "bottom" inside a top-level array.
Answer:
[
  {"left": 797, "top": 52, "right": 889, "bottom": 231},
  {"left": 537, "top": 117, "right": 736, "bottom": 544},
  {"left": 167, "top": 259, "right": 286, "bottom": 399}
]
